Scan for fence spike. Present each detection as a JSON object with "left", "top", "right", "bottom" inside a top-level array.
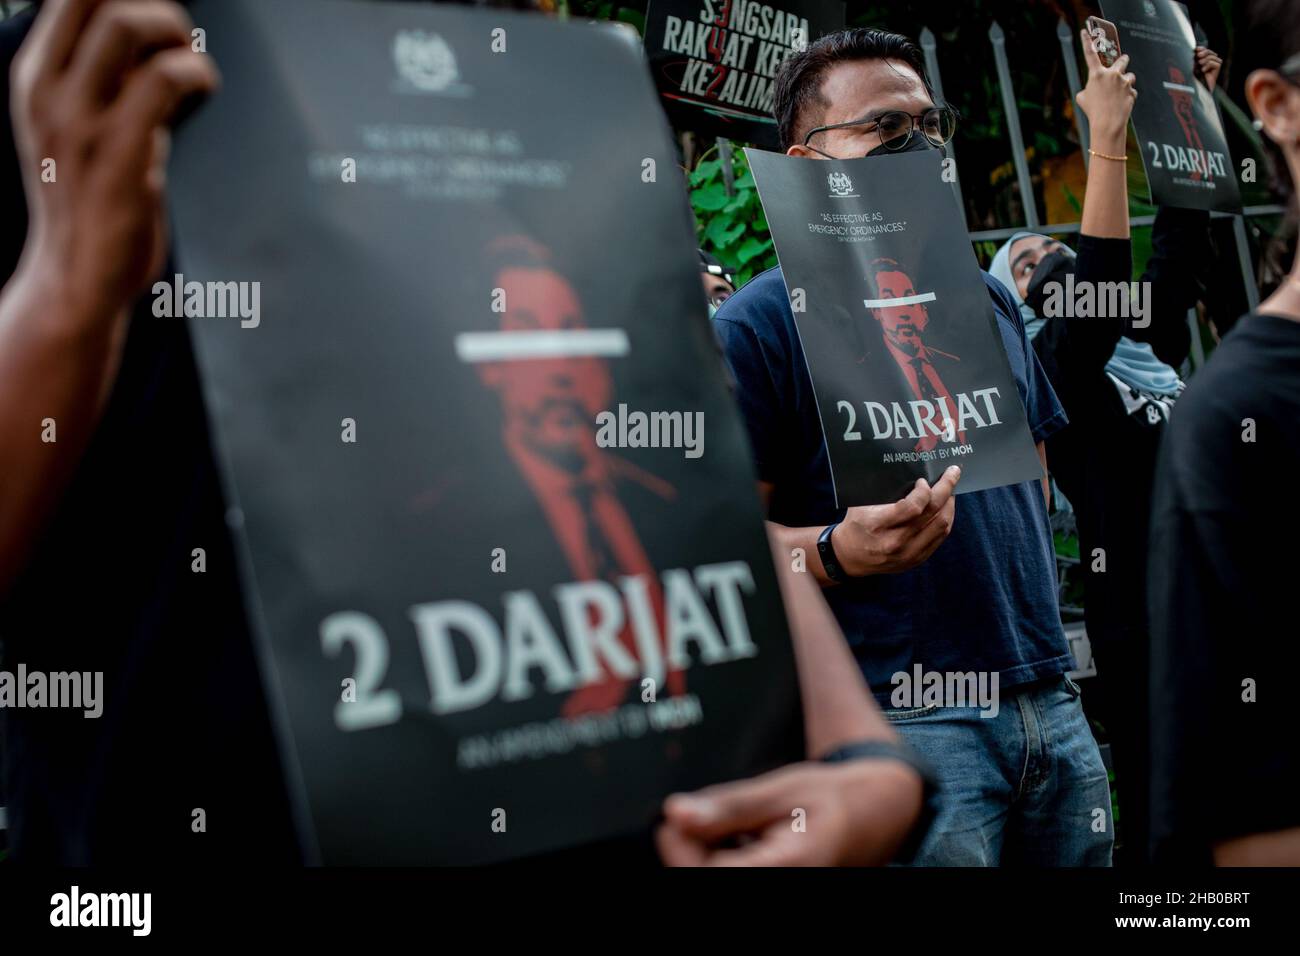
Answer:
[
  {"left": 918, "top": 25, "right": 964, "bottom": 217},
  {"left": 1058, "top": 17, "right": 1090, "bottom": 161},
  {"left": 988, "top": 20, "right": 1040, "bottom": 227}
]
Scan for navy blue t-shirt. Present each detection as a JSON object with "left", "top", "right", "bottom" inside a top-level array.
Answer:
[{"left": 714, "top": 266, "right": 1072, "bottom": 700}]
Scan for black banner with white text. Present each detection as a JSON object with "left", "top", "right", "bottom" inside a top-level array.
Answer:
[{"left": 644, "top": 0, "right": 844, "bottom": 147}]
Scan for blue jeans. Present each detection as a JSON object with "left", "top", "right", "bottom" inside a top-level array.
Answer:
[{"left": 885, "top": 674, "right": 1113, "bottom": 866}]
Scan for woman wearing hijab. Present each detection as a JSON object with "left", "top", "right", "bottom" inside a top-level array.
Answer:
[{"left": 987, "top": 40, "right": 1221, "bottom": 866}]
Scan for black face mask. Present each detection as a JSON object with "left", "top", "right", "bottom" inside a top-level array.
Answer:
[
  {"left": 1023, "top": 250, "right": 1075, "bottom": 318},
  {"left": 864, "top": 134, "right": 941, "bottom": 159}
]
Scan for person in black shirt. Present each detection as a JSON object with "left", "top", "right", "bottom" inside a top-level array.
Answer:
[
  {"left": 1146, "top": 0, "right": 1300, "bottom": 866},
  {"left": 0, "top": 1, "right": 302, "bottom": 863}
]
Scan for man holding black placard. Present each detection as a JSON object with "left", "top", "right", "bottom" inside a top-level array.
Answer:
[{"left": 714, "top": 28, "right": 1112, "bottom": 865}]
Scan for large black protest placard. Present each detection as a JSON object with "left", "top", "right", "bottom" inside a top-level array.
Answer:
[
  {"left": 644, "top": 0, "right": 843, "bottom": 148},
  {"left": 747, "top": 149, "right": 1044, "bottom": 507},
  {"left": 1101, "top": 0, "right": 1241, "bottom": 212},
  {"left": 170, "top": 0, "right": 802, "bottom": 864}
]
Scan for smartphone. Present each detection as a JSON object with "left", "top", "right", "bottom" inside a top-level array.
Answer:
[{"left": 1085, "top": 16, "right": 1122, "bottom": 68}]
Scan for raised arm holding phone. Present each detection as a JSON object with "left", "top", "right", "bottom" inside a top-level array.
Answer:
[{"left": 987, "top": 28, "right": 1218, "bottom": 865}]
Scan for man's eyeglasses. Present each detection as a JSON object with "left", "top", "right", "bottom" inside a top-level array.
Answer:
[{"left": 803, "top": 105, "right": 959, "bottom": 153}]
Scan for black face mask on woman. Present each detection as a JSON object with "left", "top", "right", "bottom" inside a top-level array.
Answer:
[{"left": 1023, "top": 250, "right": 1075, "bottom": 319}]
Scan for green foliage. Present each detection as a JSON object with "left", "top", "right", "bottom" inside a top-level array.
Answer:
[
  {"left": 689, "top": 147, "right": 779, "bottom": 288},
  {"left": 1053, "top": 530, "right": 1079, "bottom": 562}
]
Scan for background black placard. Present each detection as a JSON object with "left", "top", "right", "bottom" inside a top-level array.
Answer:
[
  {"left": 1101, "top": 0, "right": 1242, "bottom": 212},
  {"left": 171, "top": 0, "right": 802, "bottom": 864},
  {"left": 644, "top": 0, "right": 844, "bottom": 147}
]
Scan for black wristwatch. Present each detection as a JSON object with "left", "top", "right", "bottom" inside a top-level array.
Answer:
[
  {"left": 821, "top": 739, "right": 941, "bottom": 864},
  {"left": 816, "top": 522, "right": 848, "bottom": 584}
]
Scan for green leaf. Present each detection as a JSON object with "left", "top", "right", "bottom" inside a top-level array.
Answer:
[
  {"left": 705, "top": 217, "right": 746, "bottom": 249},
  {"left": 692, "top": 183, "right": 730, "bottom": 211},
  {"left": 722, "top": 194, "right": 750, "bottom": 215},
  {"left": 692, "top": 159, "right": 721, "bottom": 182},
  {"left": 734, "top": 235, "right": 772, "bottom": 265}
]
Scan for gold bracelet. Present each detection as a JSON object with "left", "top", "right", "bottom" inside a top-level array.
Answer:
[{"left": 1088, "top": 148, "right": 1128, "bottom": 162}]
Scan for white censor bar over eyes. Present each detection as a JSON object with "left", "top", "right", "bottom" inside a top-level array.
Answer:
[
  {"left": 454, "top": 329, "right": 631, "bottom": 363},
  {"left": 862, "top": 291, "right": 937, "bottom": 309}
]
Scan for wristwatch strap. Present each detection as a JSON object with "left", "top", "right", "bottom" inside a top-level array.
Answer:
[
  {"left": 821, "top": 739, "right": 941, "bottom": 864},
  {"left": 816, "top": 522, "right": 847, "bottom": 584}
]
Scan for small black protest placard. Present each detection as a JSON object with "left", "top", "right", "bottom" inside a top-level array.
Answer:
[
  {"left": 747, "top": 148, "right": 1044, "bottom": 506},
  {"left": 644, "top": 0, "right": 844, "bottom": 147},
  {"left": 1101, "top": 0, "right": 1242, "bottom": 212},
  {"left": 170, "top": 0, "right": 802, "bottom": 864}
]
